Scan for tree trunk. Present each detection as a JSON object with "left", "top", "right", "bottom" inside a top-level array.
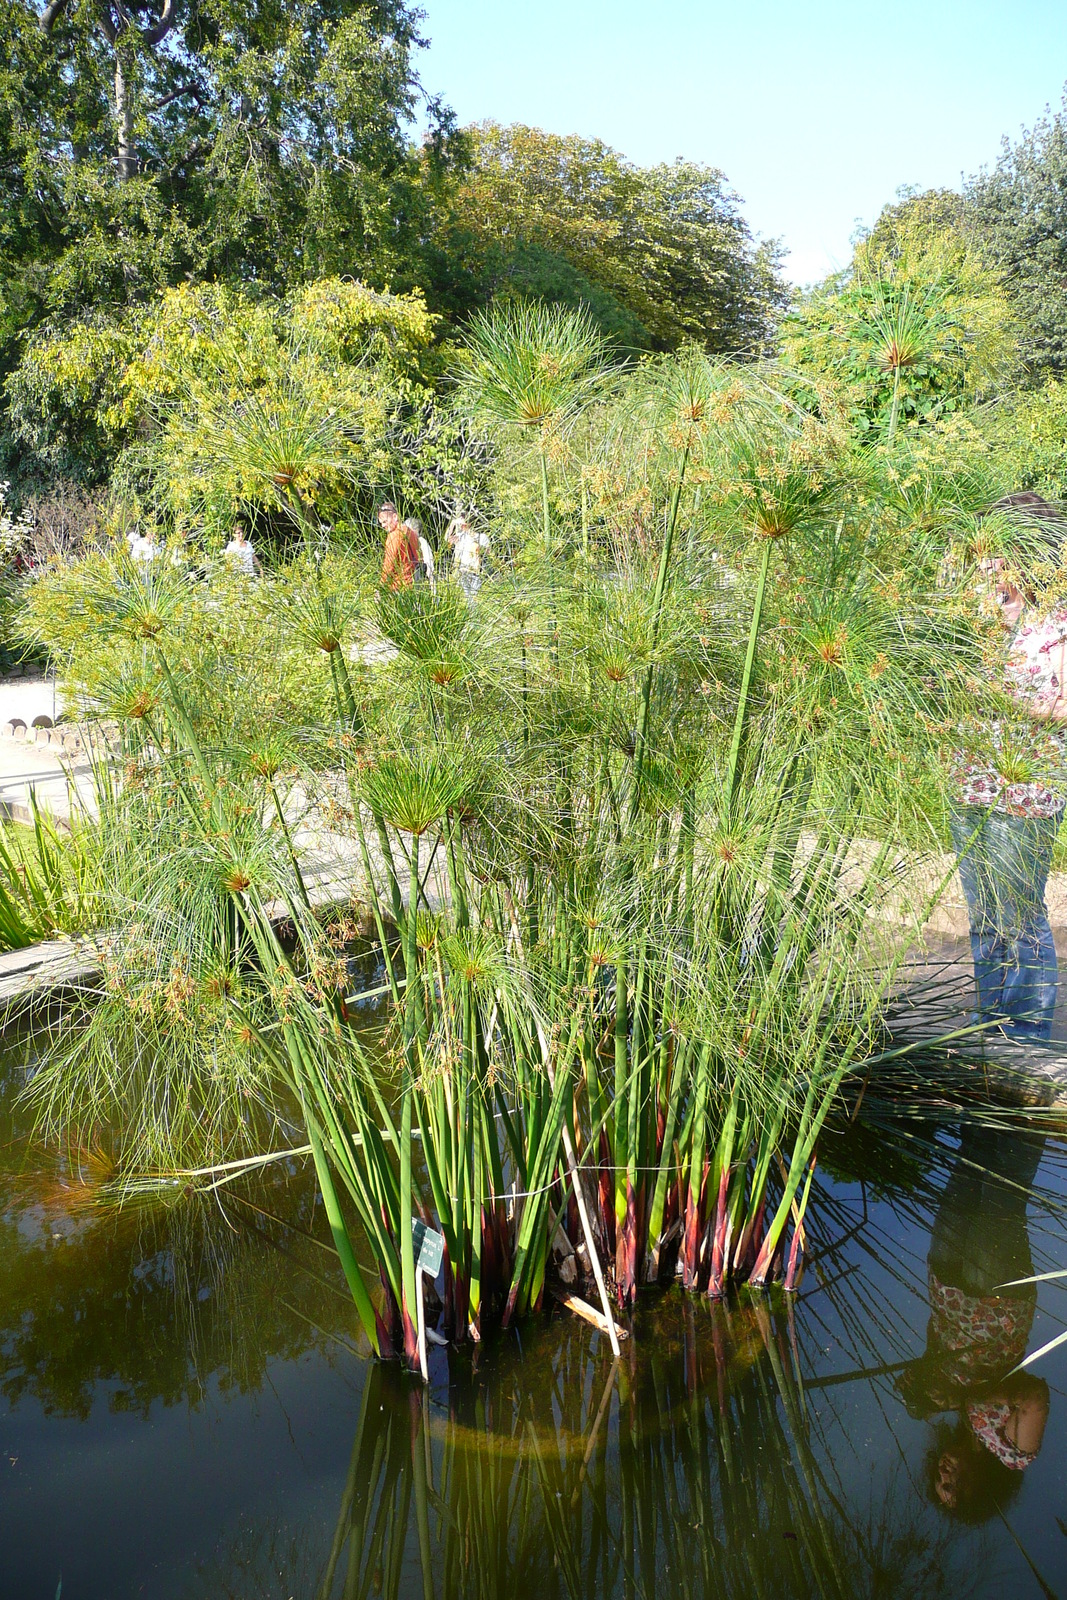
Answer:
[
  {"left": 43, "top": 0, "right": 177, "bottom": 184},
  {"left": 115, "top": 54, "right": 135, "bottom": 180}
]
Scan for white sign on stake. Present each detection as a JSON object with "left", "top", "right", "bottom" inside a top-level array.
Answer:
[
  {"left": 411, "top": 1219, "right": 445, "bottom": 1381},
  {"left": 411, "top": 1218, "right": 445, "bottom": 1278}
]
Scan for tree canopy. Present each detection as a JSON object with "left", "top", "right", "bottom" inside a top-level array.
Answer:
[
  {"left": 17, "top": 5, "right": 1067, "bottom": 515},
  {"left": 5, "top": 276, "right": 495, "bottom": 533},
  {"left": 0, "top": 0, "right": 459, "bottom": 493},
  {"left": 965, "top": 94, "right": 1067, "bottom": 383},
  {"left": 428, "top": 121, "right": 787, "bottom": 354},
  {"left": 0, "top": 0, "right": 454, "bottom": 310},
  {"left": 783, "top": 188, "right": 1017, "bottom": 439}
]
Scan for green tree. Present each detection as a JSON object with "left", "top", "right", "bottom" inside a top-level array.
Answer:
[
  {"left": 966, "top": 91, "right": 1067, "bottom": 381},
  {"left": 985, "top": 376, "right": 1067, "bottom": 499},
  {"left": 7, "top": 277, "right": 445, "bottom": 513},
  {"left": 429, "top": 121, "right": 786, "bottom": 353},
  {"left": 11, "top": 0, "right": 454, "bottom": 300},
  {"left": 783, "top": 192, "right": 1017, "bottom": 438},
  {"left": 0, "top": 0, "right": 460, "bottom": 488}
]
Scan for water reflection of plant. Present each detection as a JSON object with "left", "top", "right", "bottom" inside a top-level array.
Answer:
[{"left": 277, "top": 1301, "right": 977, "bottom": 1600}]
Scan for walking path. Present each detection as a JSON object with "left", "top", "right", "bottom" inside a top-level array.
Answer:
[{"left": 0, "top": 673, "right": 96, "bottom": 822}]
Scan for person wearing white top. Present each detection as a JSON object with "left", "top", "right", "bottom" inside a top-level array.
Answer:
[
  {"left": 446, "top": 513, "right": 489, "bottom": 601},
  {"left": 223, "top": 523, "right": 261, "bottom": 576},
  {"left": 129, "top": 529, "right": 159, "bottom": 564},
  {"left": 405, "top": 517, "right": 435, "bottom": 592}
]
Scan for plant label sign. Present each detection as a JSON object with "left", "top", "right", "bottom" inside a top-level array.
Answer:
[{"left": 411, "top": 1219, "right": 444, "bottom": 1278}]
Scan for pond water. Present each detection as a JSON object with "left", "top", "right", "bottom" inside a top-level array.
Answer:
[{"left": 3, "top": 1024, "right": 1067, "bottom": 1599}]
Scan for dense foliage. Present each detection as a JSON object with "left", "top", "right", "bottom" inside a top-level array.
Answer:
[
  {"left": 823, "top": 98, "right": 1067, "bottom": 393},
  {"left": 7, "top": 277, "right": 442, "bottom": 507},
  {"left": 966, "top": 95, "right": 1067, "bottom": 382},
  {"left": 784, "top": 163, "right": 1067, "bottom": 492},
  {"left": 18, "top": 298, "right": 1035, "bottom": 1371},
  {"left": 426, "top": 121, "right": 788, "bottom": 354},
  {"left": 0, "top": 0, "right": 453, "bottom": 314},
  {"left": 0, "top": 0, "right": 465, "bottom": 492},
  {"left": 0, "top": 3, "right": 790, "bottom": 500},
  {"left": 784, "top": 191, "right": 1017, "bottom": 439},
  {"left": 8, "top": 10, "right": 1067, "bottom": 1380}
]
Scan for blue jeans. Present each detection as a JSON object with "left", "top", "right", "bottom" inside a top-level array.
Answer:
[{"left": 950, "top": 805, "right": 1063, "bottom": 1041}]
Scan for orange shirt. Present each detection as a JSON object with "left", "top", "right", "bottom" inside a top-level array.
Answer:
[{"left": 381, "top": 524, "right": 419, "bottom": 590}]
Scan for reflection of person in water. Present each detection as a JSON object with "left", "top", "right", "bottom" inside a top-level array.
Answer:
[{"left": 898, "top": 1124, "right": 1049, "bottom": 1522}]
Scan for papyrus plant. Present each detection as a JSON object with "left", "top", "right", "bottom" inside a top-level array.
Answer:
[{"left": 18, "top": 312, "right": 991, "bottom": 1375}]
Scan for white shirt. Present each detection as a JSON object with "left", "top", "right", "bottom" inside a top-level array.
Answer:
[
  {"left": 224, "top": 539, "right": 257, "bottom": 575},
  {"left": 452, "top": 528, "right": 488, "bottom": 574},
  {"left": 417, "top": 536, "right": 435, "bottom": 584},
  {"left": 130, "top": 535, "right": 158, "bottom": 564}
]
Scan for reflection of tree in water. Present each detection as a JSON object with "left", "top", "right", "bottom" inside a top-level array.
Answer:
[
  {"left": 0, "top": 1157, "right": 353, "bottom": 1419},
  {"left": 898, "top": 1126, "right": 1050, "bottom": 1525},
  {"left": 192, "top": 1303, "right": 977, "bottom": 1600},
  {"left": 192, "top": 1524, "right": 327, "bottom": 1600}
]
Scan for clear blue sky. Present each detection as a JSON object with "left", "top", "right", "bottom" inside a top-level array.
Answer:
[{"left": 418, "top": 0, "right": 1067, "bottom": 284}]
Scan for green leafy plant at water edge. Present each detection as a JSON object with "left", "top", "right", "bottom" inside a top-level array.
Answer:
[
  {"left": 18, "top": 311, "right": 1001, "bottom": 1374},
  {"left": 0, "top": 797, "right": 99, "bottom": 951}
]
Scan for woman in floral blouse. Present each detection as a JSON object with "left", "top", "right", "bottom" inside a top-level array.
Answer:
[{"left": 952, "top": 493, "right": 1067, "bottom": 1042}]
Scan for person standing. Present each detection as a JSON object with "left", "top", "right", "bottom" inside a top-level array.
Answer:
[
  {"left": 129, "top": 525, "right": 159, "bottom": 565},
  {"left": 405, "top": 517, "right": 435, "bottom": 591},
  {"left": 224, "top": 520, "right": 261, "bottom": 576},
  {"left": 952, "top": 493, "right": 1067, "bottom": 1042},
  {"left": 379, "top": 501, "right": 419, "bottom": 590},
  {"left": 446, "top": 512, "right": 489, "bottom": 602}
]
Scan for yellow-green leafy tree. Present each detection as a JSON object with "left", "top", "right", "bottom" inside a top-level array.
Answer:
[
  {"left": 432, "top": 121, "right": 787, "bottom": 355},
  {"left": 7, "top": 277, "right": 446, "bottom": 531},
  {"left": 784, "top": 190, "right": 1018, "bottom": 440}
]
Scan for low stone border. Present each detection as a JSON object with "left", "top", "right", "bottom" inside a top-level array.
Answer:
[
  {"left": 0, "top": 937, "right": 101, "bottom": 1006},
  {"left": 0, "top": 714, "right": 86, "bottom": 757}
]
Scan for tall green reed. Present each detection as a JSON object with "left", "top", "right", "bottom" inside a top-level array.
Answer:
[{"left": 16, "top": 314, "right": 991, "bottom": 1372}]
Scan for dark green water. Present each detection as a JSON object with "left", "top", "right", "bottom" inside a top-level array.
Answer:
[{"left": 3, "top": 1026, "right": 1067, "bottom": 1598}]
